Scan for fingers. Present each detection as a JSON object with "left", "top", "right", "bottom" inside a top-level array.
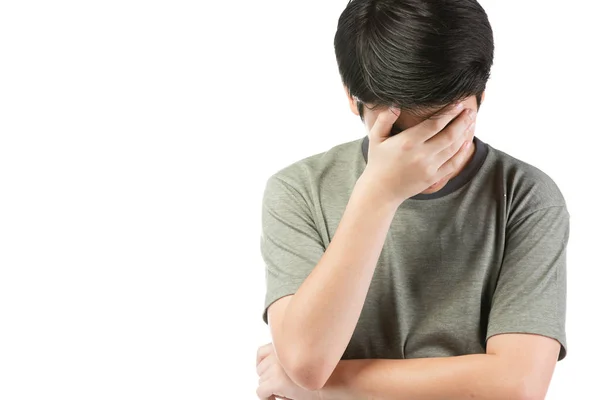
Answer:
[
  {"left": 369, "top": 107, "right": 401, "bottom": 144},
  {"left": 432, "top": 118, "right": 476, "bottom": 166},
  {"left": 436, "top": 137, "right": 473, "bottom": 178},
  {"left": 255, "top": 345, "right": 279, "bottom": 400},
  {"left": 424, "top": 107, "right": 475, "bottom": 154},
  {"left": 257, "top": 352, "right": 275, "bottom": 376},
  {"left": 408, "top": 102, "right": 467, "bottom": 143},
  {"left": 256, "top": 343, "right": 273, "bottom": 366},
  {"left": 255, "top": 380, "right": 276, "bottom": 400}
]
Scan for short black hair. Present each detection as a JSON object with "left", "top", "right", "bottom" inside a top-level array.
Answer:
[{"left": 334, "top": 0, "right": 494, "bottom": 119}]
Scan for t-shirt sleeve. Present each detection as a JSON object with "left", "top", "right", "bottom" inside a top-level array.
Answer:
[
  {"left": 486, "top": 205, "right": 569, "bottom": 360},
  {"left": 260, "top": 175, "right": 325, "bottom": 325}
]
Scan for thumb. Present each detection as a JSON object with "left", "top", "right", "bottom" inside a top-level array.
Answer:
[{"left": 369, "top": 107, "right": 401, "bottom": 144}]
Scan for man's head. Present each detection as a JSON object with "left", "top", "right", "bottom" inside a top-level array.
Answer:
[{"left": 334, "top": 0, "right": 494, "bottom": 134}]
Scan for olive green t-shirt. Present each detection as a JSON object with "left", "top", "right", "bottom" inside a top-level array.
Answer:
[{"left": 261, "top": 135, "right": 568, "bottom": 361}]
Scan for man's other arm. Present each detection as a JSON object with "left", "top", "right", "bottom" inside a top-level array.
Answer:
[{"left": 318, "top": 333, "right": 560, "bottom": 400}]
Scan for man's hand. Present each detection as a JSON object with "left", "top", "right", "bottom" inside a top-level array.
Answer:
[
  {"left": 256, "top": 343, "right": 322, "bottom": 400},
  {"left": 361, "top": 102, "right": 476, "bottom": 206}
]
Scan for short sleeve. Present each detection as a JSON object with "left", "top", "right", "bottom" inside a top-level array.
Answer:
[
  {"left": 486, "top": 205, "right": 569, "bottom": 360},
  {"left": 260, "top": 175, "right": 325, "bottom": 324}
]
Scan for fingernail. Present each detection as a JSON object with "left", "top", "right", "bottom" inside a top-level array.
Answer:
[
  {"left": 389, "top": 107, "right": 400, "bottom": 116},
  {"left": 455, "top": 102, "right": 464, "bottom": 110}
]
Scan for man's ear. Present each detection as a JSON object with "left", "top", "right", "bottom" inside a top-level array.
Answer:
[{"left": 344, "top": 86, "right": 360, "bottom": 116}]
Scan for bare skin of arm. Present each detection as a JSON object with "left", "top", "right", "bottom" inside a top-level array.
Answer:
[
  {"left": 318, "top": 334, "right": 560, "bottom": 400},
  {"left": 268, "top": 102, "right": 477, "bottom": 390}
]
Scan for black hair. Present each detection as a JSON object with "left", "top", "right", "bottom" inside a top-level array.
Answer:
[{"left": 334, "top": 0, "right": 494, "bottom": 120}]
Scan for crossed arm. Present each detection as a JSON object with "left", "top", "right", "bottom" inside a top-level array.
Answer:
[
  {"left": 315, "top": 333, "right": 559, "bottom": 400},
  {"left": 257, "top": 296, "right": 560, "bottom": 400}
]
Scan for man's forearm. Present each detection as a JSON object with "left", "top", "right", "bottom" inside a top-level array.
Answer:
[
  {"left": 278, "top": 173, "right": 400, "bottom": 386},
  {"left": 320, "top": 355, "right": 529, "bottom": 400}
]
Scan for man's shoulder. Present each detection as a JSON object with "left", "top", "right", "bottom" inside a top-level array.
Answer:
[
  {"left": 266, "top": 137, "right": 364, "bottom": 192},
  {"left": 485, "top": 143, "right": 567, "bottom": 216}
]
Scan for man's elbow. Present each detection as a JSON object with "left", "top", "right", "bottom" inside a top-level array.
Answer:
[
  {"left": 280, "top": 351, "right": 333, "bottom": 391},
  {"left": 288, "top": 365, "right": 329, "bottom": 391}
]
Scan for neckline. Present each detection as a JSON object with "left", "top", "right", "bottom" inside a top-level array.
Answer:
[{"left": 361, "top": 135, "right": 489, "bottom": 200}]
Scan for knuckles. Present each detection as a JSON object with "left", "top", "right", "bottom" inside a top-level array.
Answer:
[
  {"left": 424, "top": 162, "right": 438, "bottom": 179},
  {"left": 398, "top": 138, "right": 415, "bottom": 151}
]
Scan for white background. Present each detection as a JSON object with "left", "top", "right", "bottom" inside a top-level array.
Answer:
[{"left": 0, "top": 0, "right": 598, "bottom": 399}]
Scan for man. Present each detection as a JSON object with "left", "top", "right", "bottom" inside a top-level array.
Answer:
[{"left": 256, "top": 1, "right": 569, "bottom": 399}]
